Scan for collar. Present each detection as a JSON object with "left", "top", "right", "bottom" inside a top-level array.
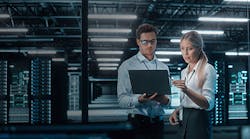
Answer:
[
  {"left": 184, "top": 59, "right": 202, "bottom": 73},
  {"left": 136, "top": 51, "right": 157, "bottom": 62}
]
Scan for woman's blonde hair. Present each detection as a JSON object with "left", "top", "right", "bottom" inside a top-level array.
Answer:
[{"left": 180, "top": 31, "right": 208, "bottom": 88}]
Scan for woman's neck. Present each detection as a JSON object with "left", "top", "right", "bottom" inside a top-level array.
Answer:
[{"left": 188, "top": 61, "right": 198, "bottom": 72}]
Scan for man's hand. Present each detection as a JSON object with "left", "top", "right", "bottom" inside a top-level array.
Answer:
[
  {"left": 154, "top": 95, "right": 169, "bottom": 105},
  {"left": 138, "top": 93, "right": 158, "bottom": 103},
  {"left": 138, "top": 93, "right": 169, "bottom": 105}
]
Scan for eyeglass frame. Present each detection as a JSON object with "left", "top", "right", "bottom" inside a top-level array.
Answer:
[{"left": 139, "top": 39, "right": 157, "bottom": 46}]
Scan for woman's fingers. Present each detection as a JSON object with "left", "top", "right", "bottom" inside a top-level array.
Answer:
[
  {"left": 169, "top": 117, "right": 175, "bottom": 125},
  {"left": 172, "top": 81, "right": 185, "bottom": 89},
  {"left": 172, "top": 80, "right": 185, "bottom": 84},
  {"left": 174, "top": 84, "right": 186, "bottom": 89},
  {"left": 169, "top": 114, "right": 179, "bottom": 125}
]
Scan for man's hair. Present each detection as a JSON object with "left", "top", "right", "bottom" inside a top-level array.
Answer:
[{"left": 136, "top": 23, "right": 157, "bottom": 39}]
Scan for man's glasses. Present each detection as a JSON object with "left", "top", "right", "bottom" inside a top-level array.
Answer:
[{"left": 140, "top": 39, "right": 157, "bottom": 46}]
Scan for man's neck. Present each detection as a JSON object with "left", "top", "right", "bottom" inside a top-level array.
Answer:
[{"left": 144, "top": 54, "right": 154, "bottom": 61}]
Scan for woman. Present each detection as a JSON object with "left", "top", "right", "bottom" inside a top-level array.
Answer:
[{"left": 169, "top": 31, "right": 216, "bottom": 139}]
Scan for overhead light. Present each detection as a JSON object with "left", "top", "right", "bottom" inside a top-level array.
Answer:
[
  {"left": 228, "top": 65, "right": 233, "bottom": 69},
  {"left": 88, "top": 28, "right": 131, "bottom": 33},
  {"left": 72, "top": 49, "right": 81, "bottom": 53},
  {"left": 198, "top": 17, "right": 248, "bottom": 22},
  {"left": 68, "top": 63, "right": 81, "bottom": 67},
  {"left": 52, "top": 58, "right": 65, "bottom": 62},
  {"left": 27, "top": 50, "right": 57, "bottom": 54},
  {"left": 0, "top": 49, "right": 19, "bottom": 52},
  {"left": 156, "top": 51, "right": 182, "bottom": 55},
  {"left": 0, "top": 14, "right": 10, "bottom": 18},
  {"left": 94, "top": 51, "right": 124, "bottom": 55},
  {"left": 88, "top": 14, "right": 137, "bottom": 20},
  {"left": 225, "top": 52, "right": 250, "bottom": 56},
  {"left": 0, "top": 38, "right": 53, "bottom": 42},
  {"left": 225, "top": 52, "right": 237, "bottom": 56},
  {"left": 96, "top": 58, "right": 120, "bottom": 62},
  {"left": 99, "top": 67, "right": 117, "bottom": 70},
  {"left": 25, "top": 38, "right": 53, "bottom": 42},
  {"left": 9, "top": 65, "right": 14, "bottom": 68},
  {"left": 158, "top": 58, "right": 170, "bottom": 62},
  {"left": 0, "top": 28, "right": 28, "bottom": 33},
  {"left": 170, "top": 39, "right": 181, "bottom": 43},
  {"left": 98, "top": 63, "right": 119, "bottom": 67},
  {"left": 68, "top": 67, "right": 79, "bottom": 70},
  {"left": 224, "top": 0, "right": 250, "bottom": 2},
  {"left": 91, "top": 38, "right": 128, "bottom": 42},
  {"left": 181, "top": 30, "right": 224, "bottom": 35},
  {"left": 238, "top": 52, "right": 250, "bottom": 56}
]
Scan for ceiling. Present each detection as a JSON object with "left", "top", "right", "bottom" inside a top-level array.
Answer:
[
  {"left": 0, "top": 0, "right": 249, "bottom": 78},
  {"left": 88, "top": 0, "right": 250, "bottom": 78},
  {"left": 0, "top": 0, "right": 81, "bottom": 63}
]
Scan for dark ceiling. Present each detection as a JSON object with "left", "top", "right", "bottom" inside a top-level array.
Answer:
[
  {"left": 88, "top": 0, "right": 249, "bottom": 78},
  {"left": 0, "top": 0, "right": 249, "bottom": 78}
]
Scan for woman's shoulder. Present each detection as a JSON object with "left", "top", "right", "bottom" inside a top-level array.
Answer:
[
  {"left": 205, "top": 63, "right": 216, "bottom": 74},
  {"left": 180, "top": 67, "right": 188, "bottom": 75},
  {"left": 206, "top": 63, "right": 215, "bottom": 69}
]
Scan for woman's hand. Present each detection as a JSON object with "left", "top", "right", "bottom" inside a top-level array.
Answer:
[
  {"left": 169, "top": 109, "right": 180, "bottom": 125},
  {"left": 172, "top": 80, "right": 209, "bottom": 109},
  {"left": 172, "top": 80, "right": 188, "bottom": 93}
]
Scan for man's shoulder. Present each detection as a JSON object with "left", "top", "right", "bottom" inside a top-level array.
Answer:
[
  {"left": 156, "top": 59, "right": 169, "bottom": 69},
  {"left": 121, "top": 55, "right": 137, "bottom": 65},
  {"left": 119, "top": 55, "right": 137, "bottom": 69}
]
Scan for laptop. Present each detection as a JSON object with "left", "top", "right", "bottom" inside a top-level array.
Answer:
[{"left": 128, "top": 70, "right": 171, "bottom": 96}]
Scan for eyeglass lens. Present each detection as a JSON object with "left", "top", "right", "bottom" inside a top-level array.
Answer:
[{"left": 140, "top": 40, "right": 156, "bottom": 46}]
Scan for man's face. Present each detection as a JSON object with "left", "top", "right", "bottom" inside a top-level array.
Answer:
[{"left": 136, "top": 32, "right": 157, "bottom": 58}]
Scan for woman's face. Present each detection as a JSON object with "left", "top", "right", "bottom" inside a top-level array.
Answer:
[{"left": 180, "top": 39, "right": 200, "bottom": 64}]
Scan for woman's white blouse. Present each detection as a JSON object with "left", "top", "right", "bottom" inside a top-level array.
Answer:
[{"left": 180, "top": 60, "right": 217, "bottom": 111}]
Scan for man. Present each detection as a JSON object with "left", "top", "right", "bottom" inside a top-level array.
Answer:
[{"left": 117, "top": 23, "right": 170, "bottom": 139}]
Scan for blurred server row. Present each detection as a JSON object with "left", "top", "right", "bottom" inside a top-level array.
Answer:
[
  {"left": 0, "top": 61, "right": 7, "bottom": 124},
  {"left": 30, "top": 58, "right": 51, "bottom": 124},
  {"left": 0, "top": 55, "right": 249, "bottom": 125},
  {"left": 211, "top": 59, "right": 227, "bottom": 125},
  {"left": 211, "top": 56, "right": 249, "bottom": 126},
  {"left": 0, "top": 56, "right": 72, "bottom": 124}
]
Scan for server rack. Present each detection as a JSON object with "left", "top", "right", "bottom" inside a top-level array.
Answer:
[{"left": 0, "top": 55, "right": 68, "bottom": 125}]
